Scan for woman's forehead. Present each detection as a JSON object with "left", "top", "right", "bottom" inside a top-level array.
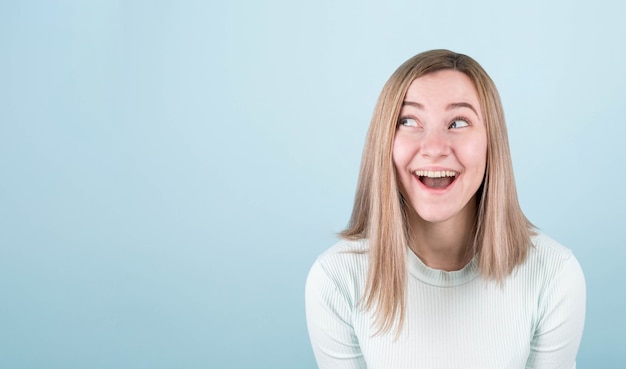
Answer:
[{"left": 402, "top": 70, "right": 482, "bottom": 117}]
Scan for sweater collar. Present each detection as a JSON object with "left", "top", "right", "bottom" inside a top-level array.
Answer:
[{"left": 406, "top": 247, "right": 480, "bottom": 287}]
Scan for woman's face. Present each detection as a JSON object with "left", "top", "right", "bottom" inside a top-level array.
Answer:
[{"left": 392, "top": 70, "right": 487, "bottom": 225}]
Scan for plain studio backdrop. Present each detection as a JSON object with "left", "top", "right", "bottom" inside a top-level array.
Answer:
[{"left": 1, "top": 1, "right": 624, "bottom": 368}]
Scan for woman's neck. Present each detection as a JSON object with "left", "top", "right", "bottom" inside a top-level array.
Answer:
[{"left": 406, "top": 201, "right": 477, "bottom": 271}]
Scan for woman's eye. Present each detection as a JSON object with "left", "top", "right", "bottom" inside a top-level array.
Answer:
[
  {"left": 449, "top": 119, "right": 469, "bottom": 129},
  {"left": 399, "top": 118, "right": 418, "bottom": 127}
]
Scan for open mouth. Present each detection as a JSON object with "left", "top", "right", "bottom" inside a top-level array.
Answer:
[{"left": 413, "top": 170, "right": 457, "bottom": 189}]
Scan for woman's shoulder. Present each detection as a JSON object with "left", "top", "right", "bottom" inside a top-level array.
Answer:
[
  {"left": 521, "top": 232, "right": 584, "bottom": 284},
  {"left": 309, "top": 238, "right": 369, "bottom": 284},
  {"left": 527, "top": 232, "right": 575, "bottom": 264}
]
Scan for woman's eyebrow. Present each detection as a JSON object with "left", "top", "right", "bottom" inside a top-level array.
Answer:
[
  {"left": 402, "top": 101, "right": 478, "bottom": 117},
  {"left": 401, "top": 101, "right": 423, "bottom": 109},
  {"left": 446, "top": 102, "right": 478, "bottom": 116}
]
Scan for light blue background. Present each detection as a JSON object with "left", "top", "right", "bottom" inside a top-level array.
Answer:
[{"left": 1, "top": 1, "right": 624, "bottom": 368}]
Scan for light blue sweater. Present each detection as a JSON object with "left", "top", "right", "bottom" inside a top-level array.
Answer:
[{"left": 305, "top": 233, "right": 585, "bottom": 369}]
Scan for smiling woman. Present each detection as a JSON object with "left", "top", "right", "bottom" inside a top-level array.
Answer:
[
  {"left": 305, "top": 50, "right": 586, "bottom": 369},
  {"left": 393, "top": 71, "right": 488, "bottom": 260}
]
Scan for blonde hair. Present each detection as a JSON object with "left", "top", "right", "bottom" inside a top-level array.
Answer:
[{"left": 341, "top": 49, "right": 534, "bottom": 335}]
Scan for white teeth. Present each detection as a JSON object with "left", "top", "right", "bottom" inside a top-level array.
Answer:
[{"left": 413, "top": 170, "right": 457, "bottom": 178}]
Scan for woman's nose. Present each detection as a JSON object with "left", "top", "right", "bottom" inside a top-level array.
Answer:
[{"left": 420, "top": 128, "right": 450, "bottom": 158}]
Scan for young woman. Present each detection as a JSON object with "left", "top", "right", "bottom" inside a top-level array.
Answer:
[{"left": 305, "top": 50, "right": 586, "bottom": 369}]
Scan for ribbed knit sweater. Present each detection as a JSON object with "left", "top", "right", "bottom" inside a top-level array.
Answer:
[{"left": 305, "top": 233, "right": 585, "bottom": 369}]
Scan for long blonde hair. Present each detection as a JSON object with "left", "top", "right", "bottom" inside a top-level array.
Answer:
[{"left": 341, "top": 49, "right": 534, "bottom": 335}]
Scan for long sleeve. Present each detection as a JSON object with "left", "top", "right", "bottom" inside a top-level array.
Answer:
[
  {"left": 526, "top": 254, "right": 586, "bottom": 369},
  {"left": 305, "top": 260, "right": 366, "bottom": 369}
]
